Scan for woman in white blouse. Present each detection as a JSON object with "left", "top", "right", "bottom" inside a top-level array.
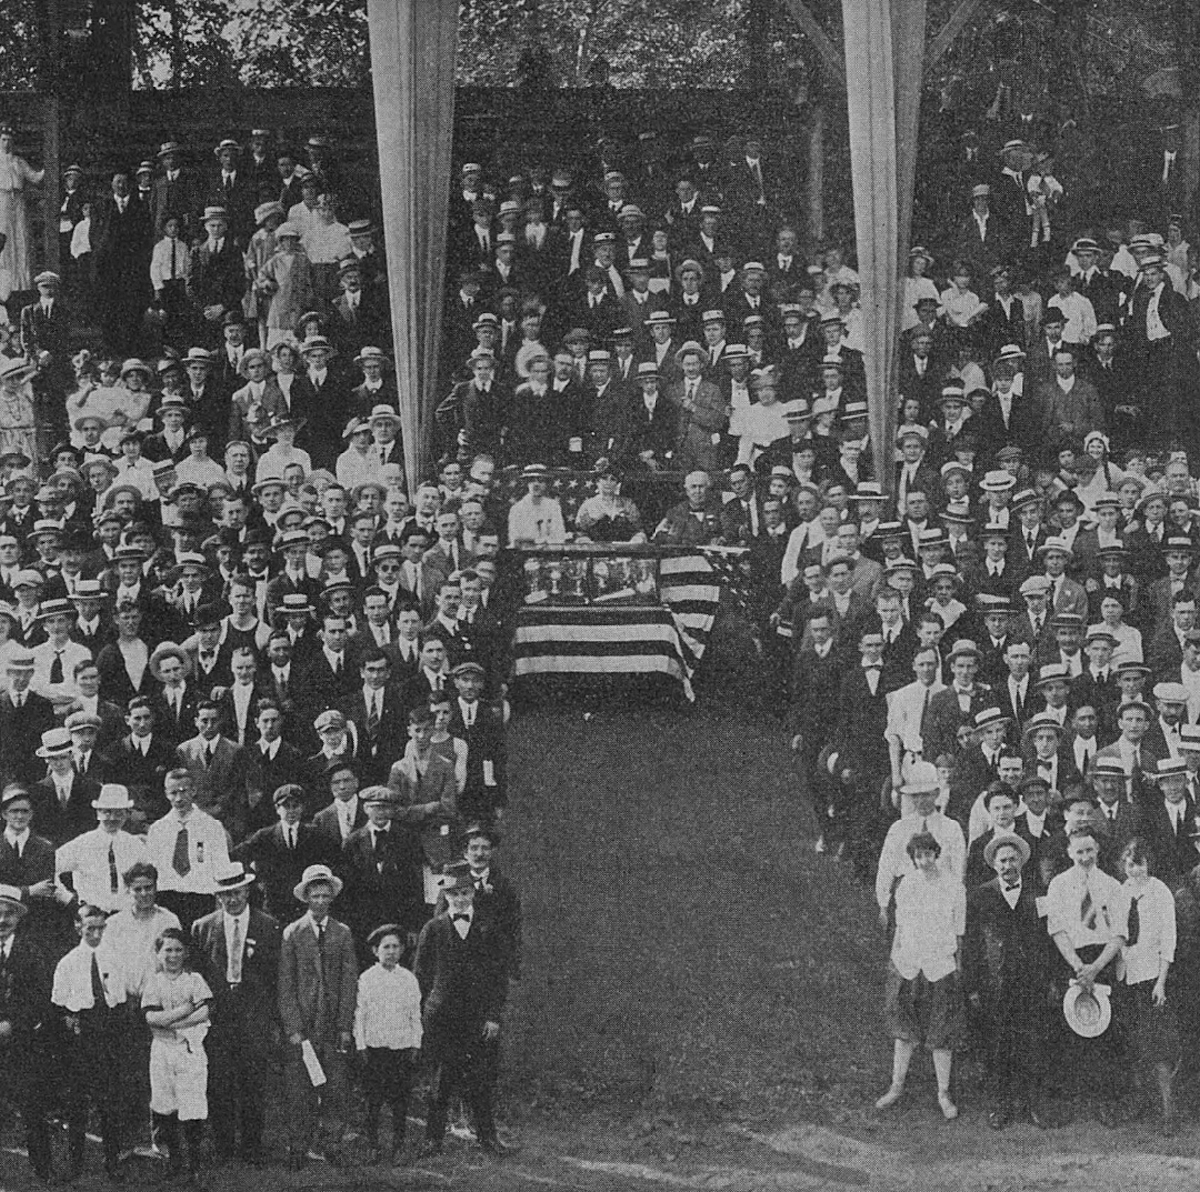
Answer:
[
  {"left": 876, "top": 832, "right": 967, "bottom": 1120},
  {"left": 1088, "top": 592, "right": 1142, "bottom": 667},
  {"left": 1118, "top": 838, "right": 1179, "bottom": 1133}
]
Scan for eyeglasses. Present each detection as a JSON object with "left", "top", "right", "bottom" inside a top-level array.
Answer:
[{"left": 376, "top": 563, "right": 401, "bottom": 573}]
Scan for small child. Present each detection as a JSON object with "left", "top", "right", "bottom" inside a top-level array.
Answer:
[
  {"left": 142, "top": 927, "right": 212, "bottom": 1182},
  {"left": 1025, "top": 151, "right": 1063, "bottom": 246},
  {"left": 354, "top": 923, "right": 423, "bottom": 1165}
]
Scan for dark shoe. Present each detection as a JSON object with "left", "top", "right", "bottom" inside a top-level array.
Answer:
[
  {"left": 479, "top": 1137, "right": 506, "bottom": 1157},
  {"left": 987, "top": 1107, "right": 1011, "bottom": 1131},
  {"left": 286, "top": 1150, "right": 305, "bottom": 1171}
]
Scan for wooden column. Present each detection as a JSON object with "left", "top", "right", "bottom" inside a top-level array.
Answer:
[
  {"left": 42, "top": 97, "right": 60, "bottom": 272},
  {"left": 807, "top": 104, "right": 825, "bottom": 245}
]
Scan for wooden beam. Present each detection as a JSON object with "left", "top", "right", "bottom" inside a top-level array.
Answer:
[
  {"left": 924, "top": 0, "right": 987, "bottom": 73},
  {"left": 782, "top": 0, "right": 845, "bottom": 82}
]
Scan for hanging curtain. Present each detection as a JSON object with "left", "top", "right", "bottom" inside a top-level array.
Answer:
[
  {"left": 840, "top": 0, "right": 926, "bottom": 498},
  {"left": 367, "top": 0, "right": 459, "bottom": 493}
]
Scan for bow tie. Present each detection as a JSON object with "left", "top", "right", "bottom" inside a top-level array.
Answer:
[
  {"left": 1038, "top": 760, "right": 1054, "bottom": 771},
  {"left": 863, "top": 664, "right": 882, "bottom": 672},
  {"left": 451, "top": 914, "right": 470, "bottom": 923},
  {"left": 1003, "top": 881, "right": 1020, "bottom": 891}
]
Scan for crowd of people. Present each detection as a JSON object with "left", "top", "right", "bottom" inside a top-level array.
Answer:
[{"left": 0, "top": 97, "right": 1197, "bottom": 1169}]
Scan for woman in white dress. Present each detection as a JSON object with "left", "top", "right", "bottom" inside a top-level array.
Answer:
[{"left": 0, "top": 125, "right": 45, "bottom": 301}]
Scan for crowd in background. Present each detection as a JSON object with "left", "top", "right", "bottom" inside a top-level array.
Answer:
[{"left": 0, "top": 98, "right": 1198, "bottom": 1163}]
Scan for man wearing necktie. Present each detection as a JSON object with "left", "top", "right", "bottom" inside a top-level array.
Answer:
[
  {"left": 1045, "top": 825, "right": 1127, "bottom": 1122},
  {"left": 190, "top": 862, "right": 282, "bottom": 1166},
  {"left": 964, "top": 832, "right": 1050, "bottom": 1130},
  {"left": 1147, "top": 758, "right": 1200, "bottom": 890},
  {"left": 339, "top": 786, "right": 424, "bottom": 967},
  {"left": 51, "top": 904, "right": 124, "bottom": 1179},
  {"left": 278, "top": 864, "right": 358, "bottom": 1169}
]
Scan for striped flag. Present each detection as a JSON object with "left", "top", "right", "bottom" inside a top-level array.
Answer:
[{"left": 659, "top": 546, "right": 752, "bottom": 671}]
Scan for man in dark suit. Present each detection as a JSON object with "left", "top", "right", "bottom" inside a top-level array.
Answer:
[
  {"left": 0, "top": 785, "right": 64, "bottom": 949},
  {"left": 296, "top": 614, "right": 358, "bottom": 725},
  {"left": 114, "top": 697, "right": 175, "bottom": 826},
  {"left": 342, "top": 647, "right": 406, "bottom": 786},
  {"left": 922, "top": 640, "right": 995, "bottom": 763},
  {"left": 964, "top": 832, "right": 1051, "bottom": 1129},
  {"left": 310, "top": 761, "right": 368, "bottom": 850},
  {"left": 234, "top": 785, "right": 337, "bottom": 921},
  {"left": 1128, "top": 254, "right": 1196, "bottom": 452},
  {"left": 19, "top": 270, "right": 73, "bottom": 359},
  {"left": 150, "top": 141, "right": 203, "bottom": 240},
  {"left": 29, "top": 728, "right": 100, "bottom": 847},
  {"left": 175, "top": 701, "right": 245, "bottom": 840},
  {"left": 448, "top": 662, "right": 507, "bottom": 825},
  {"left": 0, "top": 884, "right": 54, "bottom": 1181},
  {"left": 235, "top": 698, "right": 307, "bottom": 834},
  {"left": 1141, "top": 758, "right": 1200, "bottom": 890},
  {"left": 207, "top": 139, "right": 256, "bottom": 246},
  {"left": 0, "top": 651, "right": 57, "bottom": 790},
  {"left": 788, "top": 610, "right": 843, "bottom": 797},
  {"left": 188, "top": 206, "right": 248, "bottom": 352},
  {"left": 92, "top": 171, "right": 153, "bottom": 356},
  {"left": 339, "top": 787, "right": 425, "bottom": 961},
  {"left": 414, "top": 863, "right": 510, "bottom": 1157},
  {"left": 190, "top": 862, "right": 281, "bottom": 1165}
]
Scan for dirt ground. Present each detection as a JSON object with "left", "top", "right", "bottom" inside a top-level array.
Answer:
[{"left": 5, "top": 628, "right": 1200, "bottom": 1190}]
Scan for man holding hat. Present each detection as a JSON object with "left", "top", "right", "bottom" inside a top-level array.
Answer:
[
  {"left": 278, "top": 862, "right": 358, "bottom": 1167},
  {"left": 1045, "top": 820, "right": 1129, "bottom": 1122},
  {"left": 190, "top": 860, "right": 282, "bottom": 1166},
  {"left": 964, "top": 830, "right": 1051, "bottom": 1129},
  {"left": 53, "top": 783, "right": 144, "bottom": 913}
]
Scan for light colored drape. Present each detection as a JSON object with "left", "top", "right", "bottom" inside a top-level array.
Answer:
[
  {"left": 368, "top": 0, "right": 459, "bottom": 493},
  {"left": 841, "top": 0, "right": 926, "bottom": 498}
]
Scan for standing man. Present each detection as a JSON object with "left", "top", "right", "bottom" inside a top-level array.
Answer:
[
  {"left": 277, "top": 864, "right": 358, "bottom": 1169},
  {"left": 145, "top": 769, "right": 231, "bottom": 931},
  {"left": 0, "top": 883, "right": 53, "bottom": 1182},
  {"left": 964, "top": 833, "right": 1051, "bottom": 1129},
  {"left": 414, "top": 862, "right": 509, "bottom": 1157},
  {"left": 190, "top": 861, "right": 281, "bottom": 1167}
]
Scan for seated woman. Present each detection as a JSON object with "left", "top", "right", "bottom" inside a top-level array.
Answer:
[{"left": 574, "top": 465, "right": 644, "bottom": 543}]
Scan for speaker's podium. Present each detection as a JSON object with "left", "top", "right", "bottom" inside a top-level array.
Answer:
[{"left": 508, "top": 543, "right": 694, "bottom": 701}]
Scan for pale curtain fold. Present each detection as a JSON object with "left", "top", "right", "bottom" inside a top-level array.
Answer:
[
  {"left": 841, "top": 0, "right": 926, "bottom": 497},
  {"left": 368, "top": 0, "right": 459, "bottom": 492}
]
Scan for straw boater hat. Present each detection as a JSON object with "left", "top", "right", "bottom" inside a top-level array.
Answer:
[
  {"left": 91, "top": 784, "right": 135, "bottom": 811},
  {"left": 214, "top": 862, "right": 256, "bottom": 891},
  {"left": 1063, "top": 981, "right": 1112, "bottom": 1039}
]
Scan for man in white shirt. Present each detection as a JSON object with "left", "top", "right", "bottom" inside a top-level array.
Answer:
[
  {"left": 885, "top": 648, "right": 947, "bottom": 795},
  {"left": 1045, "top": 826, "right": 1127, "bottom": 1119},
  {"left": 55, "top": 784, "right": 146, "bottom": 913},
  {"left": 875, "top": 763, "right": 966, "bottom": 926},
  {"left": 51, "top": 902, "right": 126, "bottom": 1178},
  {"left": 145, "top": 769, "right": 231, "bottom": 930}
]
